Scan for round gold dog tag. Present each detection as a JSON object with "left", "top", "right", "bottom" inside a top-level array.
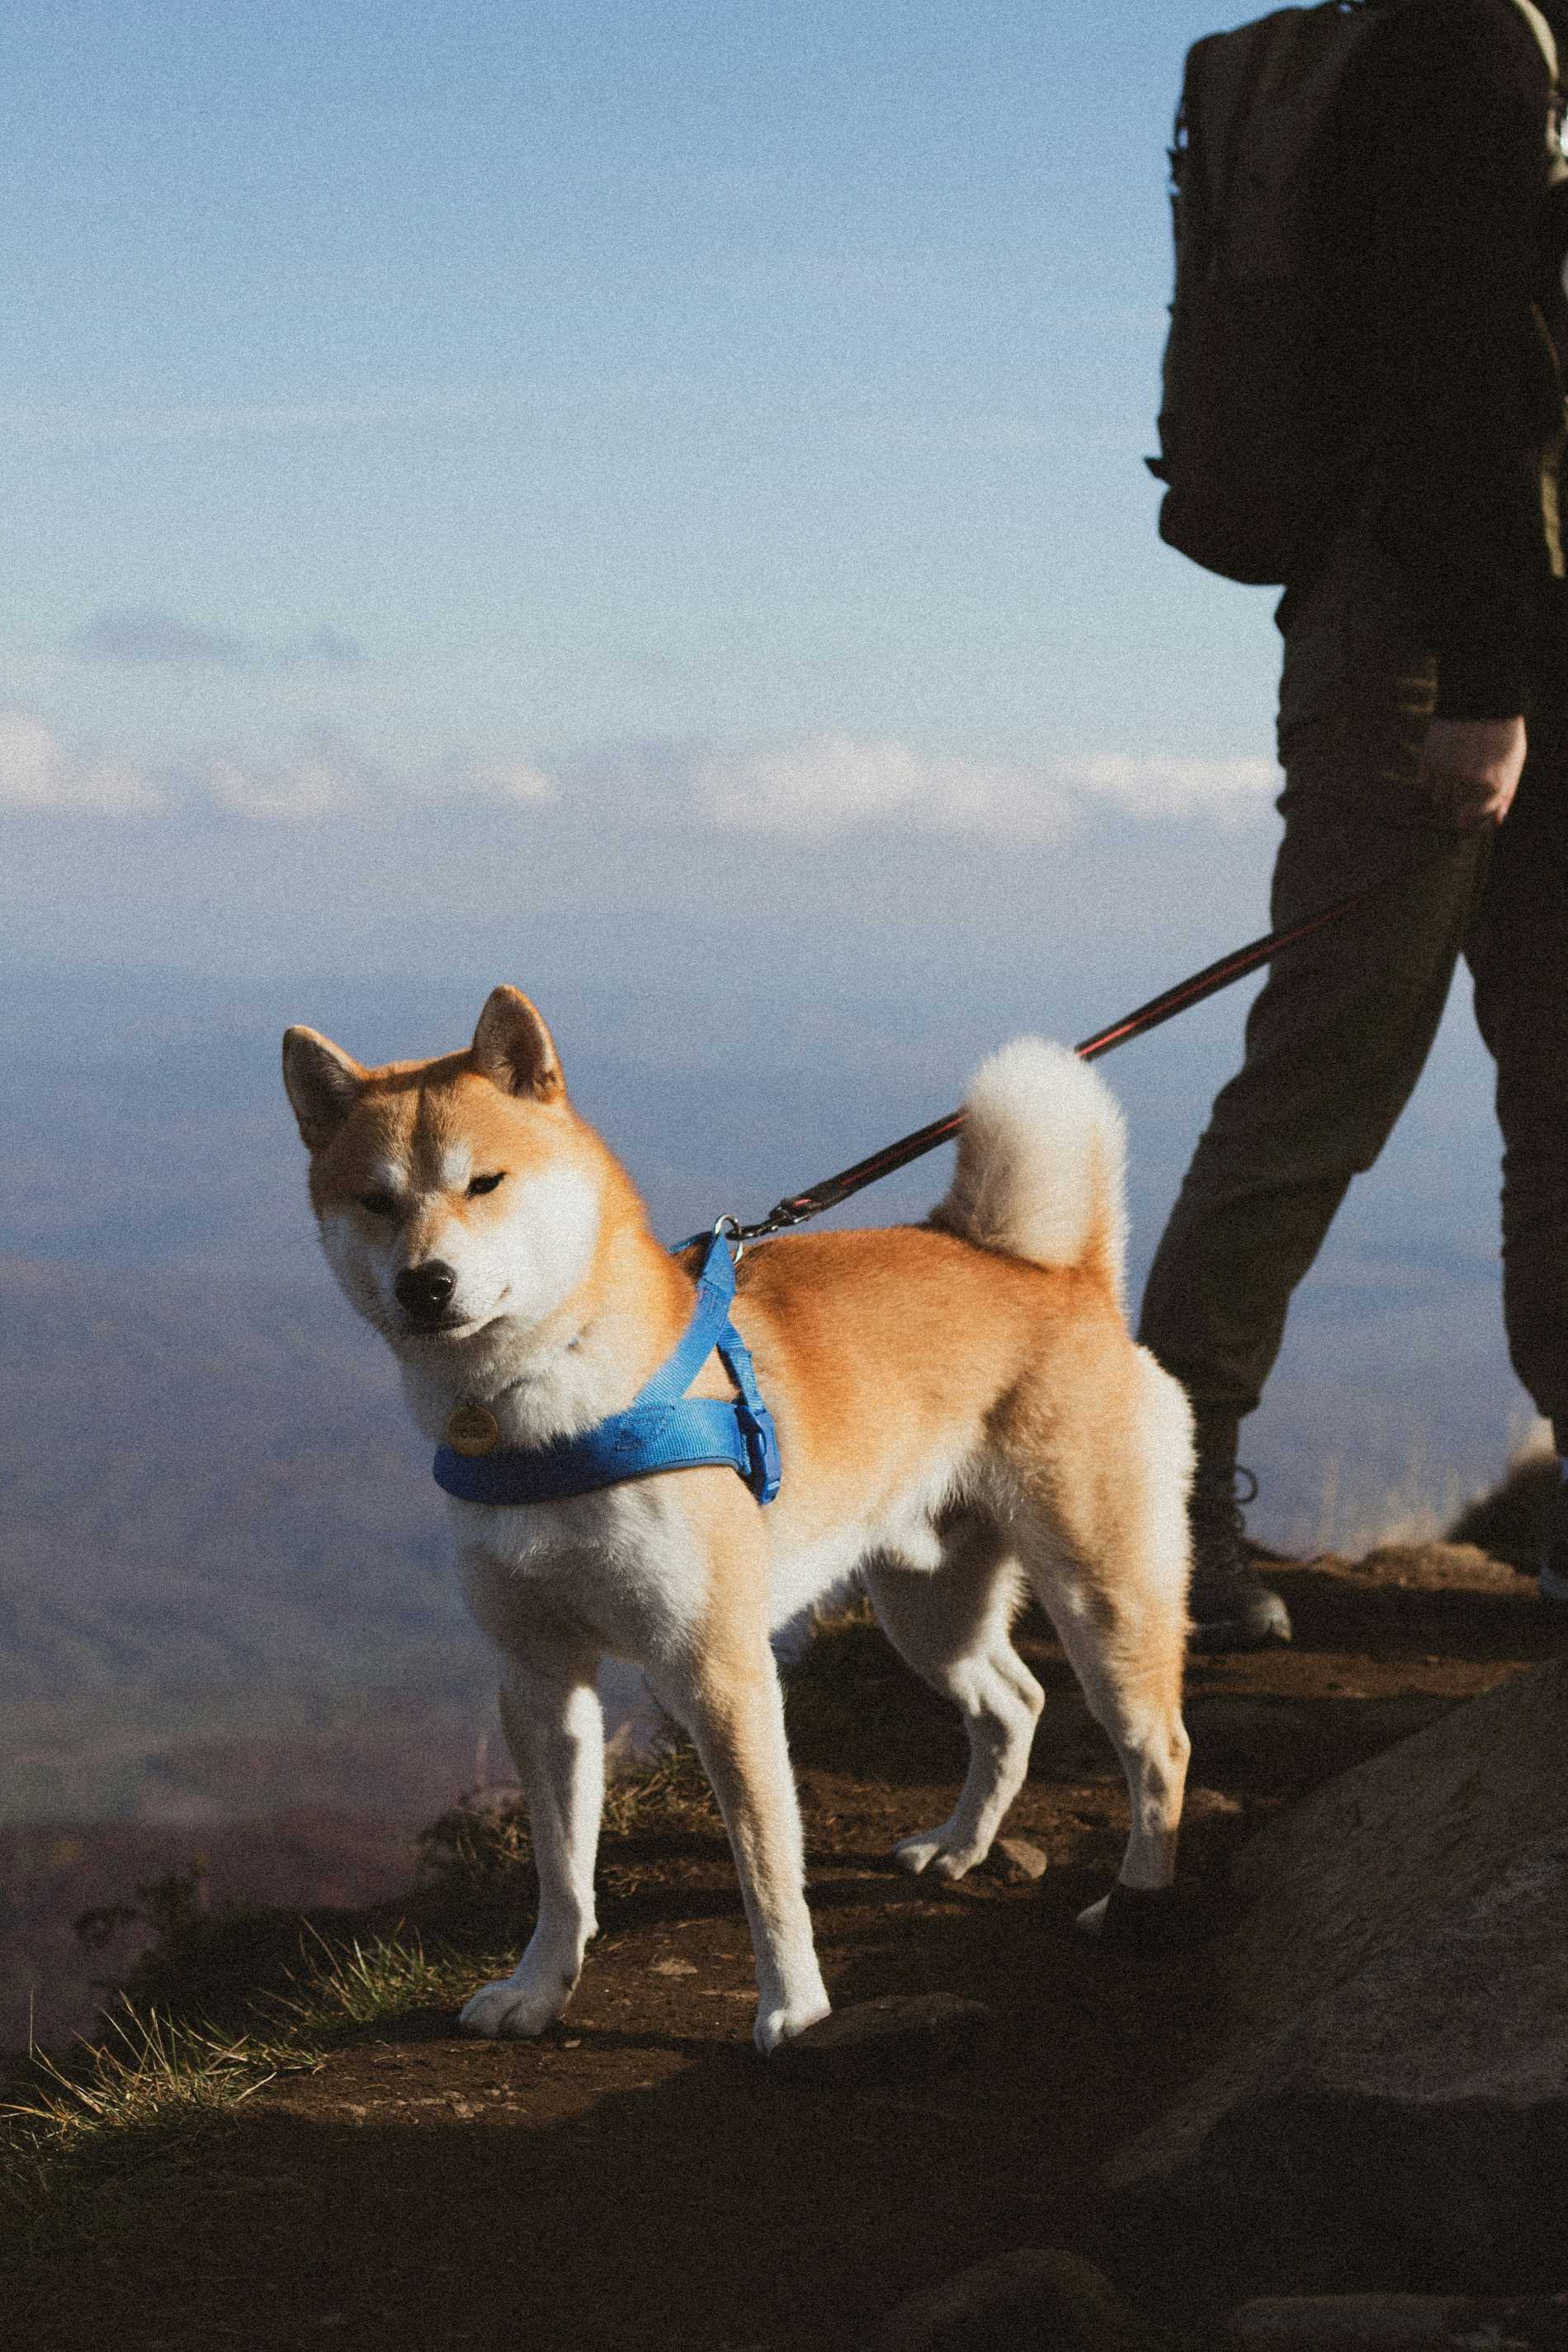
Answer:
[{"left": 446, "top": 1402, "right": 500, "bottom": 1457}]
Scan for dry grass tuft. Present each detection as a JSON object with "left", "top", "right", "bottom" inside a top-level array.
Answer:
[
  {"left": 1447, "top": 1432, "right": 1557, "bottom": 1572},
  {"left": 601, "top": 1744, "right": 715, "bottom": 1835},
  {"left": 0, "top": 2002, "right": 300, "bottom": 2252},
  {"left": 416, "top": 1798, "right": 536, "bottom": 1919},
  {"left": 0, "top": 1925, "right": 494, "bottom": 2260},
  {"left": 264, "top": 1924, "right": 485, "bottom": 2038}
]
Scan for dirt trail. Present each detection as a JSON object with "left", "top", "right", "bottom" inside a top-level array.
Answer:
[{"left": 7, "top": 1542, "right": 1562, "bottom": 2352}]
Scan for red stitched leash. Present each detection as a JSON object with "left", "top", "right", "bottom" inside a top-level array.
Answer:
[{"left": 733, "top": 847, "right": 1460, "bottom": 1244}]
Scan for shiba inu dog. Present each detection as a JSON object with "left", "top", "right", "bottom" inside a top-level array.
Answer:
[{"left": 282, "top": 987, "right": 1193, "bottom": 2054}]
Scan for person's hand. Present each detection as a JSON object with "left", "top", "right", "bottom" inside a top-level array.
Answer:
[{"left": 1418, "top": 715, "right": 1526, "bottom": 828}]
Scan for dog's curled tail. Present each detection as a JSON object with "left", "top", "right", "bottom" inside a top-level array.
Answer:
[{"left": 933, "top": 1038, "right": 1127, "bottom": 1299}]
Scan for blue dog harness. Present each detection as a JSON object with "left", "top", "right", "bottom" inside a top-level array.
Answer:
[{"left": 431, "top": 1228, "right": 782, "bottom": 1509}]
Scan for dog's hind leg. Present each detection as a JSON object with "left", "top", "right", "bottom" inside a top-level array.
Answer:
[
  {"left": 460, "top": 1640, "right": 605, "bottom": 2039},
  {"left": 1041, "top": 1573, "right": 1189, "bottom": 1927},
  {"left": 1018, "top": 1359, "right": 1193, "bottom": 1934},
  {"left": 865, "top": 1518, "right": 1043, "bottom": 1882}
]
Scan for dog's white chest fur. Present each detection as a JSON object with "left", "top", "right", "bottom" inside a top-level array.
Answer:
[{"left": 453, "top": 1483, "right": 716, "bottom": 1665}]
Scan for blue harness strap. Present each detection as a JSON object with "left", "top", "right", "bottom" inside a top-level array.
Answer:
[{"left": 431, "top": 1229, "right": 782, "bottom": 1509}]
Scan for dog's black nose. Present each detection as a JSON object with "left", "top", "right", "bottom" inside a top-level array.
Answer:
[{"left": 395, "top": 1262, "right": 457, "bottom": 1318}]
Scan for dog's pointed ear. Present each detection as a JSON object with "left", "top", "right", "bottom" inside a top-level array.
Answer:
[
  {"left": 470, "top": 987, "right": 564, "bottom": 1102},
  {"left": 282, "top": 1027, "right": 366, "bottom": 1150}
]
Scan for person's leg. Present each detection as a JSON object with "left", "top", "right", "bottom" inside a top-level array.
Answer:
[
  {"left": 1466, "top": 643, "right": 1568, "bottom": 1601},
  {"left": 1139, "top": 528, "right": 1485, "bottom": 1645}
]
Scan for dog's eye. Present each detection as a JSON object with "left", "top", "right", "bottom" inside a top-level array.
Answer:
[
  {"left": 358, "top": 1190, "right": 398, "bottom": 1217},
  {"left": 467, "top": 1172, "right": 505, "bottom": 1198}
]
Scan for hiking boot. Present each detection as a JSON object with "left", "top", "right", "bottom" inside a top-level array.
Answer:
[
  {"left": 1186, "top": 1465, "right": 1292, "bottom": 1653},
  {"left": 1541, "top": 1461, "right": 1568, "bottom": 1606}
]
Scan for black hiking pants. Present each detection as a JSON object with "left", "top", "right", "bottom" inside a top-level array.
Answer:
[{"left": 1137, "top": 527, "right": 1568, "bottom": 1453}]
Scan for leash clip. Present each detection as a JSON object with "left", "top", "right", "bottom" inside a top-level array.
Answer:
[{"left": 712, "top": 1212, "right": 745, "bottom": 1263}]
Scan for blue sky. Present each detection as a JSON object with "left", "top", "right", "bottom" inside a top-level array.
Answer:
[
  {"left": 2, "top": 0, "right": 1271, "bottom": 795},
  {"left": 0, "top": 1, "right": 1539, "bottom": 1539}
]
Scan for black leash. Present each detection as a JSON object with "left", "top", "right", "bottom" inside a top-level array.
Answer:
[{"left": 733, "top": 847, "right": 1458, "bottom": 1244}]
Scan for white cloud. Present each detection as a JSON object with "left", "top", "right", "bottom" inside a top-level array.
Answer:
[
  {"left": 700, "top": 736, "right": 919, "bottom": 829},
  {"left": 696, "top": 735, "right": 1073, "bottom": 841},
  {"left": 1059, "top": 753, "right": 1279, "bottom": 819},
  {"left": 0, "top": 710, "right": 164, "bottom": 814},
  {"left": 692, "top": 736, "right": 1276, "bottom": 840},
  {"left": 0, "top": 711, "right": 1278, "bottom": 837},
  {"left": 446, "top": 756, "right": 560, "bottom": 807},
  {"left": 199, "top": 739, "right": 560, "bottom": 822},
  {"left": 205, "top": 752, "right": 361, "bottom": 824}
]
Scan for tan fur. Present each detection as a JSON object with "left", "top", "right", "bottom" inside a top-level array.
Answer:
[{"left": 284, "top": 989, "right": 1194, "bottom": 2052}]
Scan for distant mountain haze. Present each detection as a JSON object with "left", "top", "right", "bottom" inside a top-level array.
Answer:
[{"left": 0, "top": 933, "right": 1532, "bottom": 1837}]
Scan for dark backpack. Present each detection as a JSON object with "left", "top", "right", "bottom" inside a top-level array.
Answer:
[{"left": 1149, "top": 0, "right": 1566, "bottom": 586}]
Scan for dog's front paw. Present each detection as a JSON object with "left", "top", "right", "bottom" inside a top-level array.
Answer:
[
  {"left": 753, "top": 1989, "right": 832, "bottom": 2057},
  {"left": 893, "top": 1826, "right": 985, "bottom": 1882},
  {"left": 459, "top": 1973, "right": 571, "bottom": 2039}
]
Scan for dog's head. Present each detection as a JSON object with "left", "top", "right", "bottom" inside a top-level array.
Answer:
[{"left": 282, "top": 987, "right": 602, "bottom": 1356}]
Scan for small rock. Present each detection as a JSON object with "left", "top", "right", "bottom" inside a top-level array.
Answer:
[
  {"left": 1183, "top": 1786, "right": 1244, "bottom": 1820},
  {"left": 770, "top": 1993, "right": 992, "bottom": 2085},
  {"left": 983, "top": 1836, "right": 1049, "bottom": 1885},
  {"left": 650, "top": 1957, "right": 698, "bottom": 1977},
  {"left": 878, "top": 2248, "right": 1150, "bottom": 2351}
]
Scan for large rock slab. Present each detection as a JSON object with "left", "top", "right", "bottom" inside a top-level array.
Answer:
[{"left": 1108, "top": 1658, "right": 1568, "bottom": 2296}]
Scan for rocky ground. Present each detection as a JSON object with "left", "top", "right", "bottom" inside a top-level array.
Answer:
[{"left": 2, "top": 1534, "right": 1563, "bottom": 2352}]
